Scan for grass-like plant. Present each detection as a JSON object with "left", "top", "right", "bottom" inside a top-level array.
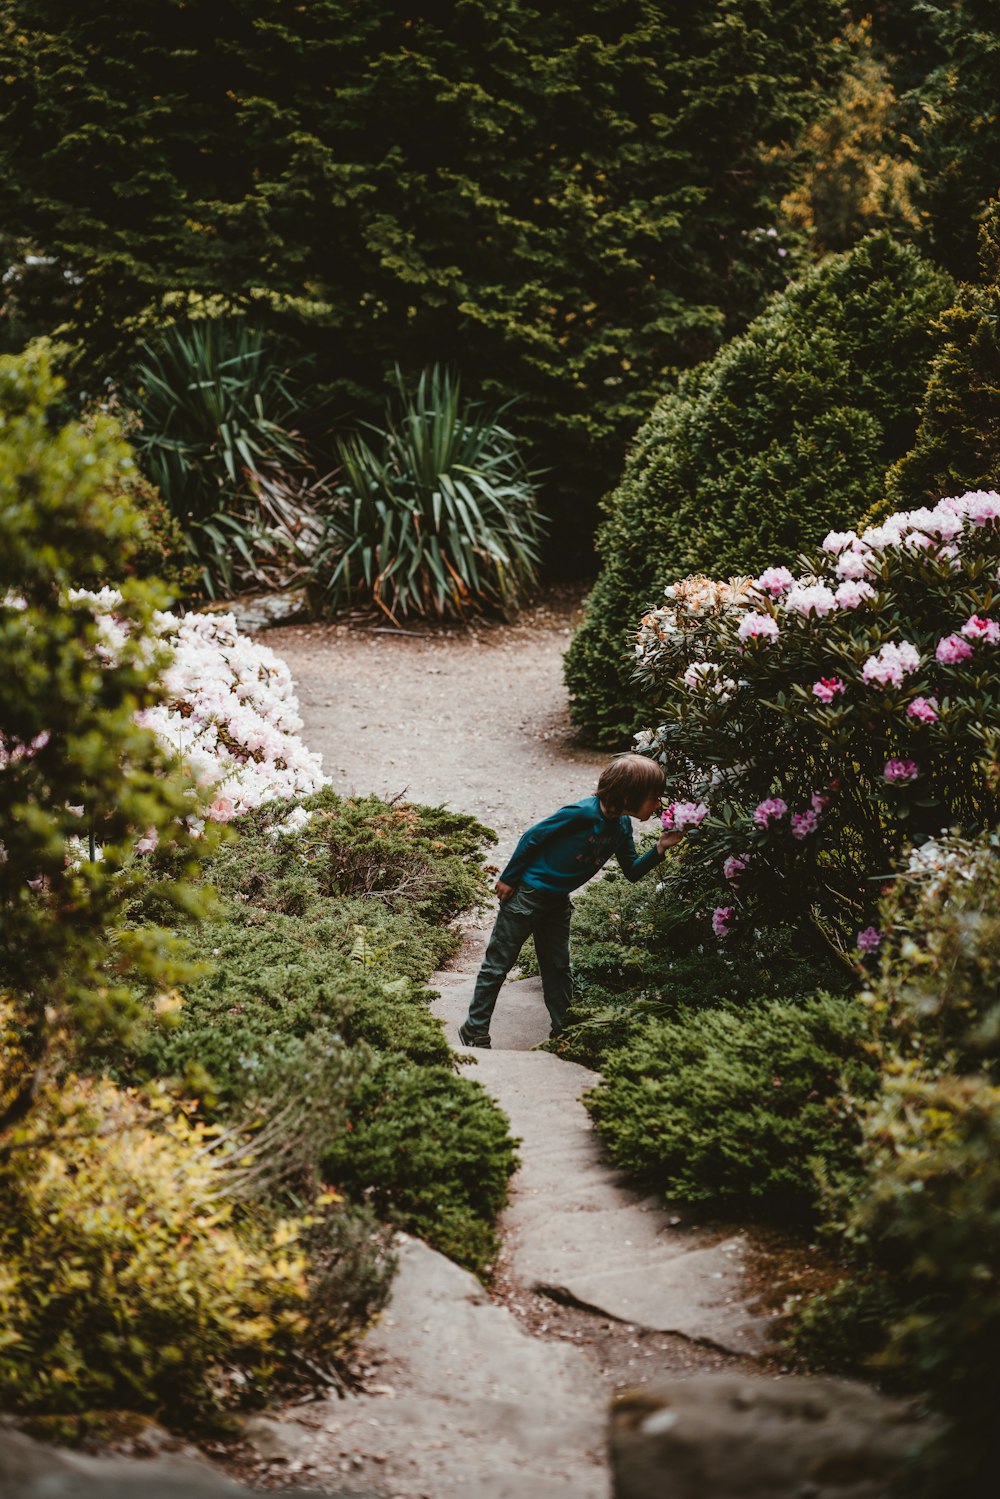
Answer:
[
  {"left": 310, "top": 366, "right": 545, "bottom": 622},
  {"left": 129, "top": 318, "right": 326, "bottom": 597}
]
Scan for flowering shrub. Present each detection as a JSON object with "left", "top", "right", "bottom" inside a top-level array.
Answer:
[
  {"left": 633, "top": 490, "right": 1000, "bottom": 951},
  {"left": 77, "top": 591, "right": 328, "bottom": 817}
]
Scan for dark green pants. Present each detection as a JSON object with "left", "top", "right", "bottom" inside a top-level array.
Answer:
[{"left": 466, "top": 885, "right": 573, "bottom": 1037}]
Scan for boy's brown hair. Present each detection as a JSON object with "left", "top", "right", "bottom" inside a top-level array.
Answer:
[{"left": 597, "top": 754, "right": 666, "bottom": 816}]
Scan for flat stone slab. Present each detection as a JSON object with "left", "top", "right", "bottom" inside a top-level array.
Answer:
[
  {"left": 434, "top": 975, "right": 773, "bottom": 1357},
  {"left": 609, "top": 1374, "right": 935, "bottom": 1499},
  {"left": 254, "top": 1237, "right": 610, "bottom": 1499}
]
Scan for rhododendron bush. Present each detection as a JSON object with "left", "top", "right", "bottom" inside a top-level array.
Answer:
[{"left": 633, "top": 491, "right": 1000, "bottom": 951}]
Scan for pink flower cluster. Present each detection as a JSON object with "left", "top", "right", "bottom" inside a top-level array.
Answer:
[
  {"left": 723, "top": 854, "right": 749, "bottom": 882},
  {"left": 935, "top": 633, "right": 972, "bottom": 665},
  {"left": 754, "top": 567, "right": 795, "bottom": 596},
  {"left": 753, "top": 797, "right": 788, "bottom": 828},
  {"left": 737, "top": 612, "right": 780, "bottom": 643},
  {"left": 791, "top": 809, "right": 819, "bottom": 839},
  {"left": 884, "top": 758, "right": 919, "bottom": 783},
  {"left": 662, "top": 801, "right": 708, "bottom": 831},
  {"left": 856, "top": 926, "right": 882, "bottom": 953},
  {"left": 961, "top": 613, "right": 1000, "bottom": 643},
  {"left": 907, "top": 696, "right": 938, "bottom": 724},
  {"left": 812, "top": 676, "right": 845, "bottom": 703},
  {"left": 861, "top": 640, "right": 921, "bottom": 688},
  {"left": 711, "top": 905, "right": 734, "bottom": 938}
]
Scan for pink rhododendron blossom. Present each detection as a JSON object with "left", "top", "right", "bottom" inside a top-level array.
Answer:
[
  {"left": 861, "top": 641, "right": 921, "bottom": 687},
  {"left": 884, "top": 759, "right": 919, "bottom": 783},
  {"left": 936, "top": 633, "right": 973, "bottom": 665},
  {"left": 960, "top": 614, "right": 1000, "bottom": 644},
  {"left": 737, "top": 612, "right": 780, "bottom": 643},
  {"left": 723, "top": 854, "right": 749, "bottom": 882},
  {"left": 784, "top": 583, "right": 838, "bottom": 617},
  {"left": 856, "top": 927, "right": 882, "bottom": 952},
  {"left": 134, "top": 828, "right": 159, "bottom": 854},
  {"left": 711, "top": 905, "right": 734, "bottom": 938},
  {"left": 822, "top": 530, "right": 858, "bottom": 553},
  {"left": 208, "top": 795, "right": 236, "bottom": 822},
  {"left": 753, "top": 797, "right": 788, "bottom": 827},
  {"left": 662, "top": 801, "right": 708, "bottom": 832},
  {"left": 754, "top": 566, "right": 795, "bottom": 596},
  {"left": 835, "top": 549, "right": 872, "bottom": 580},
  {"left": 834, "top": 579, "right": 876, "bottom": 608},
  {"left": 791, "top": 810, "right": 819, "bottom": 839},
  {"left": 907, "top": 696, "right": 939, "bottom": 724},
  {"left": 812, "top": 677, "right": 845, "bottom": 703},
  {"left": 810, "top": 791, "right": 830, "bottom": 813}
]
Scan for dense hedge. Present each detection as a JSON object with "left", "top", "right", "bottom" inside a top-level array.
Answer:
[
  {"left": 565, "top": 234, "right": 954, "bottom": 743},
  {"left": 868, "top": 200, "right": 1000, "bottom": 524},
  {"left": 0, "top": 0, "right": 844, "bottom": 560}
]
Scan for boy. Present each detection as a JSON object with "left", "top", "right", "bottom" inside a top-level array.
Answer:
[{"left": 458, "top": 754, "right": 683, "bottom": 1047}]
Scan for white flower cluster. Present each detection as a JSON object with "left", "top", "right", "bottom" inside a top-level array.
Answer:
[
  {"left": 635, "top": 575, "right": 754, "bottom": 657},
  {"left": 75, "top": 592, "right": 328, "bottom": 818}
]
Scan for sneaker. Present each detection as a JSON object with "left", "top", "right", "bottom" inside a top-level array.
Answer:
[{"left": 458, "top": 1021, "right": 491, "bottom": 1049}]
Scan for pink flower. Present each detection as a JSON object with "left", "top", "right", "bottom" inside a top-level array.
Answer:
[
  {"left": 835, "top": 549, "right": 872, "bottom": 581},
  {"left": 810, "top": 790, "right": 829, "bottom": 813},
  {"left": 856, "top": 927, "right": 882, "bottom": 953},
  {"left": 884, "top": 759, "right": 919, "bottom": 783},
  {"left": 960, "top": 614, "right": 1000, "bottom": 644},
  {"left": 208, "top": 794, "right": 236, "bottom": 823},
  {"left": 754, "top": 567, "right": 795, "bottom": 596},
  {"left": 936, "top": 633, "right": 973, "bottom": 665},
  {"left": 861, "top": 641, "right": 921, "bottom": 688},
  {"left": 784, "top": 584, "right": 838, "bottom": 617},
  {"left": 753, "top": 797, "right": 788, "bottom": 828},
  {"left": 664, "top": 800, "right": 708, "bottom": 831},
  {"left": 134, "top": 828, "right": 159, "bottom": 855},
  {"left": 712, "top": 906, "right": 734, "bottom": 938},
  {"left": 812, "top": 677, "right": 845, "bottom": 704},
  {"left": 907, "top": 696, "right": 938, "bottom": 724},
  {"left": 822, "top": 530, "right": 858, "bottom": 554},
  {"left": 737, "top": 612, "right": 780, "bottom": 643},
  {"left": 791, "top": 810, "right": 819, "bottom": 839},
  {"left": 723, "top": 854, "right": 749, "bottom": 882},
  {"left": 834, "top": 579, "right": 876, "bottom": 609}
]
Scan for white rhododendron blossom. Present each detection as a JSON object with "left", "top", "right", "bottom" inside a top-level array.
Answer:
[
  {"left": 75, "top": 592, "right": 328, "bottom": 815},
  {"left": 682, "top": 661, "right": 737, "bottom": 699}
]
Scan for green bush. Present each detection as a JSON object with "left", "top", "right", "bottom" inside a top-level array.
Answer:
[
  {"left": 129, "top": 318, "right": 329, "bottom": 598},
  {"left": 323, "top": 1058, "right": 519, "bottom": 1275},
  {"left": 585, "top": 994, "right": 878, "bottom": 1221},
  {"left": 0, "top": 1, "right": 844, "bottom": 561},
  {"left": 0, "top": 1067, "right": 312, "bottom": 1420},
  {"left": 867, "top": 199, "right": 1000, "bottom": 526},
  {"left": 565, "top": 234, "right": 954, "bottom": 744},
  {"left": 310, "top": 366, "right": 545, "bottom": 621}
]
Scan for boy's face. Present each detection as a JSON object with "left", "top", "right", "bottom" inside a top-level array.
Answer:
[{"left": 632, "top": 791, "right": 664, "bottom": 822}]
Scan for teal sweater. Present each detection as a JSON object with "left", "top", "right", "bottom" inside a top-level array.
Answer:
[{"left": 499, "top": 793, "right": 664, "bottom": 895}]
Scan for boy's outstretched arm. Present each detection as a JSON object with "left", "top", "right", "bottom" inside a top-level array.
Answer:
[{"left": 617, "top": 822, "right": 683, "bottom": 882}]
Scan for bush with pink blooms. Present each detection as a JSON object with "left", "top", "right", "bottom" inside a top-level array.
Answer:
[{"left": 633, "top": 489, "right": 1000, "bottom": 954}]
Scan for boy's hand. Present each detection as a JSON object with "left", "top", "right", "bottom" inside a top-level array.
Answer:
[
  {"left": 495, "top": 880, "right": 516, "bottom": 901},
  {"left": 657, "top": 829, "right": 684, "bottom": 855}
]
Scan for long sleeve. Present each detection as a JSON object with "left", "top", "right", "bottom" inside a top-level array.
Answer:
[
  {"left": 614, "top": 821, "right": 664, "bottom": 883},
  {"left": 499, "top": 803, "right": 592, "bottom": 885}
]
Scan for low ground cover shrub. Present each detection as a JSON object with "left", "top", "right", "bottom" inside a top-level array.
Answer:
[
  {"left": 584, "top": 993, "right": 877, "bottom": 1221},
  {"left": 309, "top": 366, "right": 545, "bottom": 623},
  {"left": 324, "top": 1058, "right": 519, "bottom": 1275},
  {"left": 566, "top": 234, "right": 953, "bottom": 744},
  {"left": 631, "top": 489, "right": 1000, "bottom": 956}
]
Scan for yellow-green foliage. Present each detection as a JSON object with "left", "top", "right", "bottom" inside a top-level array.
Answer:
[{"left": 0, "top": 1039, "right": 309, "bottom": 1418}]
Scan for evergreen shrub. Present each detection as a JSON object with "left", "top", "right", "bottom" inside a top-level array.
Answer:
[
  {"left": 0, "top": 0, "right": 844, "bottom": 559},
  {"left": 323, "top": 1059, "right": 519, "bottom": 1275},
  {"left": 565, "top": 234, "right": 953, "bottom": 743},
  {"left": 866, "top": 199, "right": 1000, "bottom": 525},
  {"left": 584, "top": 993, "right": 877, "bottom": 1220}
]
